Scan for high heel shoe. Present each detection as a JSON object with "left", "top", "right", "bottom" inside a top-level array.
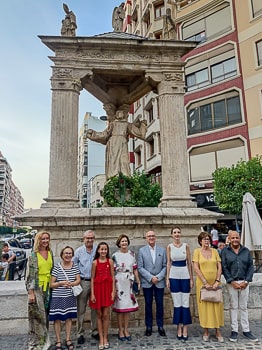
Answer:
[
  {"left": 176, "top": 335, "right": 183, "bottom": 340},
  {"left": 216, "top": 336, "right": 224, "bottom": 343},
  {"left": 202, "top": 335, "right": 209, "bottom": 342},
  {"left": 118, "top": 335, "right": 126, "bottom": 341}
]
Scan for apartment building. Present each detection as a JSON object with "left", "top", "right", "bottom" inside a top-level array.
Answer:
[
  {"left": 124, "top": 0, "right": 262, "bottom": 217},
  {"left": 0, "top": 151, "right": 24, "bottom": 226},
  {"left": 77, "top": 112, "right": 106, "bottom": 207}
]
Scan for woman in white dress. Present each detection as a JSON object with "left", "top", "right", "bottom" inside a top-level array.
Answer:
[
  {"left": 166, "top": 227, "right": 194, "bottom": 341},
  {"left": 112, "top": 234, "right": 140, "bottom": 341}
]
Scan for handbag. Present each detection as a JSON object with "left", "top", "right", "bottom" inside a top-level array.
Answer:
[
  {"left": 58, "top": 263, "right": 83, "bottom": 296},
  {"left": 200, "top": 287, "right": 223, "bottom": 303},
  {"left": 71, "top": 284, "right": 83, "bottom": 296}
]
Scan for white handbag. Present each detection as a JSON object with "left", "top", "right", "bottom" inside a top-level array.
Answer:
[{"left": 58, "top": 263, "right": 83, "bottom": 296}]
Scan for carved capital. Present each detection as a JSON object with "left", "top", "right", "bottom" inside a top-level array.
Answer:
[{"left": 51, "top": 77, "right": 83, "bottom": 92}]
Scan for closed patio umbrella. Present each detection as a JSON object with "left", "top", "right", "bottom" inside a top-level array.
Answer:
[{"left": 241, "top": 192, "right": 262, "bottom": 271}]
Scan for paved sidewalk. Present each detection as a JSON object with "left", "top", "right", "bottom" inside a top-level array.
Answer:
[{"left": 1, "top": 320, "right": 261, "bottom": 350}]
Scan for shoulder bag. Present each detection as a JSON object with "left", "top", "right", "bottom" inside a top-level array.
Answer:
[{"left": 58, "top": 263, "right": 83, "bottom": 296}]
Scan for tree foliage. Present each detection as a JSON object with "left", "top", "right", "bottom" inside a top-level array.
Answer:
[
  {"left": 212, "top": 156, "right": 262, "bottom": 214},
  {"left": 102, "top": 171, "right": 162, "bottom": 207}
]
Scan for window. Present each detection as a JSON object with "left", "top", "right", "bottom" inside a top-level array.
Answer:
[
  {"left": 135, "top": 148, "right": 142, "bottom": 166},
  {"left": 147, "top": 105, "right": 154, "bottom": 123},
  {"left": 186, "top": 55, "right": 237, "bottom": 91},
  {"left": 148, "top": 138, "right": 154, "bottom": 157},
  {"left": 185, "top": 31, "right": 206, "bottom": 43},
  {"left": 154, "top": 2, "right": 164, "bottom": 19},
  {"left": 182, "top": 6, "right": 231, "bottom": 43},
  {"left": 186, "top": 68, "right": 209, "bottom": 91},
  {"left": 251, "top": 0, "right": 262, "bottom": 18},
  {"left": 256, "top": 40, "right": 262, "bottom": 66},
  {"left": 211, "top": 57, "right": 237, "bottom": 83},
  {"left": 187, "top": 93, "right": 242, "bottom": 135}
]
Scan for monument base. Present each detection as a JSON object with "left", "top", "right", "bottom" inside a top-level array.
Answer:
[{"left": 15, "top": 206, "right": 223, "bottom": 256}]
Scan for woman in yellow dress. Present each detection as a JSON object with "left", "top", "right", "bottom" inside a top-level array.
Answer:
[
  {"left": 26, "top": 231, "right": 54, "bottom": 350},
  {"left": 192, "top": 231, "right": 224, "bottom": 343}
]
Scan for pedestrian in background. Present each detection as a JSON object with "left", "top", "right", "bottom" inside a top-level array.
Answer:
[
  {"left": 112, "top": 234, "right": 140, "bottom": 341},
  {"left": 73, "top": 230, "right": 98, "bottom": 345},
  {"left": 49, "top": 246, "right": 80, "bottom": 350},
  {"left": 90, "top": 242, "right": 115, "bottom": 350},
  {"left": 192, "top": 231, "right": 224, "bottom": 343},
  {"left": 221, "top": 230, "right": 258, "bottom": 342},
  {"left": 25, "top": 230, "right": 54, "bottom": 350},
  {"left": 166, "top": 227, "right": 193, "bottom": 341},
  {"left": 138, "top": 230, "right": 167, "bottom": 337},
  {"left": 211, "top": 225, "right": 219, "bottom": 247},
  {"left": 0, "top": 253, "right": 9, "bottom": 280},
  {"left": 2, "top": 242, "right": 16, "bottom": 280}
]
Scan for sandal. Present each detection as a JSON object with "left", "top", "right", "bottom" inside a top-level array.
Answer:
[
  {"left": 55, "top": 341, "right": 62, "bottom": 350},
  {"left": 66, "top": 340, "right": 74, "bottom": 350}
]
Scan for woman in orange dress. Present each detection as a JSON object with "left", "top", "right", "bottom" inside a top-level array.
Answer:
[{"left": 90, "top": 242, "right": 115, "bottom": 349}]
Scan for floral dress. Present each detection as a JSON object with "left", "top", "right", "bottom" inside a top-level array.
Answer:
[{"left": 112, "top": 250, "right": 139, "bottom": 313}]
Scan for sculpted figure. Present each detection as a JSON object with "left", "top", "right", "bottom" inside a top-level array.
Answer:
[
  {"left": 61, "top": 3, "right": 77, "bottom": 36},
  {"left": 112, "top": 2, "right": 125, "bottom": 32},
  {"left": 86, "top": 104, "right": 147, "bottom": 179},
  {"left": 163, "top": 8, "right": 176, "bottom": 40}
]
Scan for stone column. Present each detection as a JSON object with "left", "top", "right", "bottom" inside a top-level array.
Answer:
[
  {"left": 42, "top": 73, "right": 82, "bottom": 208},
  {"left": 157, "top": 73, "right": 195, "bottom": 207}
]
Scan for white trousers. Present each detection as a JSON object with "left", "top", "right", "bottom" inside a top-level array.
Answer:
[{"left": 227, "top": 282, "right": 250, "bottom": 333}]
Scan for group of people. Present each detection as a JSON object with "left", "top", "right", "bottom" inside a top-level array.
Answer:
[{"left": 25, "top": 227, "right": 258, "bottom": 350}]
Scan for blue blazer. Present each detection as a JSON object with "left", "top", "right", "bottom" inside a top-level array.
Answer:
[{"left": 138, "top": 244, "right": 167, "bottom": 289}]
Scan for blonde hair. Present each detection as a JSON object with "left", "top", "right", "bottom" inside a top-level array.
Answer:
[{"left": 33, "top": 231, "right": 51, "bottom": 252}]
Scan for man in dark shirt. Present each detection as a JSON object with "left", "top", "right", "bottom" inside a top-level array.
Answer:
[{"left": 221, "top": 231, "right": 258, "bottom": 342}]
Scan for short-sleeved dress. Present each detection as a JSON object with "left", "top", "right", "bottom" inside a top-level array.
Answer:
[
  {"left": 168, "top": 243, "right": 192, "bottom": 325},
  {"left": 89, "top": 258, "right": 113, "bottom": 309},
  {"left": 112, "top": 250, "right": 139, "bottom": 313},
  {"left": 192, "top": 248, "right": 224, "bottom": 328},
  {"left": 49, "top": 262, "right": 80, "bottom": 321}
]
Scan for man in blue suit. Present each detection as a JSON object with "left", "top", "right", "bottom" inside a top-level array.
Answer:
[{"left": 138, "top": 230, "right": 167, "bottom": 336}]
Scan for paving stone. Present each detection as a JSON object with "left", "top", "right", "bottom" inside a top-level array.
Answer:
[{"left": 0, "top": 321, "right": 261, "bottom": 350}]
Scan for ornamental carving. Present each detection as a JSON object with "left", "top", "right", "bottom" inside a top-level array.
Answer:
[{"left": 164, "top": 72, "right": 183, "bottom": 82}]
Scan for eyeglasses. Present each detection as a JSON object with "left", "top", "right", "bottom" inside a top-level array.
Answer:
[
  {"left": 85, "top": 237, "right": 94, "bottom": 240},
  {"left": 64, "top": 252, "right": 73, "bottom": 255},
  {"left": 146, "top": 235, "right": 155, "bottom": 238}
]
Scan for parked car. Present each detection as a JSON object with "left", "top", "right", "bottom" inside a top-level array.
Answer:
[
  {"left": 0, "top": 238, "right": 27, "bottom": 269},
  {"left": 19, "top": 238, "right": 33, "bottom": 250}
]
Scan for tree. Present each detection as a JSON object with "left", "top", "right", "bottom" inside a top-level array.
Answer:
[
  {"left": 212, "top": 156, "right": 262, "bottom": 214},
  {"left": 102, "top": 171, "right": 162, "bottom": 207}
]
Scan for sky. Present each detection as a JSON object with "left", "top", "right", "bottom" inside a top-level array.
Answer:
[{"left": 0, "top": 0, "right": 121, "bottom": 209}]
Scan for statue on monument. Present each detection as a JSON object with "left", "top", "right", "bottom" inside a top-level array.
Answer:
[
  {"left": 112, "top": 2, "right": 125, "bottom": 32},
  {"left": 163, "top": 8, "right": 176, "bottom": 40},
  {"left": 86, "top": 104, "right": 147, "bottom": 179},
  {"left": 61, "top": 3, "right": 77, "bottom": 36}
]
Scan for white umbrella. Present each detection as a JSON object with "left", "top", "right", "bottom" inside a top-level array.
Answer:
[{"left": 241, "top": 192, "right": 262, "bottom": 251}]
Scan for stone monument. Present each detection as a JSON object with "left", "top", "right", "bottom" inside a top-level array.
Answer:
[{"left": 14, "top": 4, "right": 222, "bottom": 325}]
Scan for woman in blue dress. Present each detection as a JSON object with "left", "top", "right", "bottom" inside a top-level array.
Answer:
[{"left": 166, "top": 227, "right": 193, "bottom": 341}]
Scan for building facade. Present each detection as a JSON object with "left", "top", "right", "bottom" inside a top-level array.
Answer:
[
  {"left": 0, "top": 151, "right": 24, "bottom": 227},
  {"left": 124, "top": 0, "right": 262, "bottom": 220},
  {"left": 77, "top": 112, "right": 106, "bottom": 207}
]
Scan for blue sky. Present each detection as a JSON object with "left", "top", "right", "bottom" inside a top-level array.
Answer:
[{"left": 0, "top": 0, "right": 120, "bottom": 208}]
